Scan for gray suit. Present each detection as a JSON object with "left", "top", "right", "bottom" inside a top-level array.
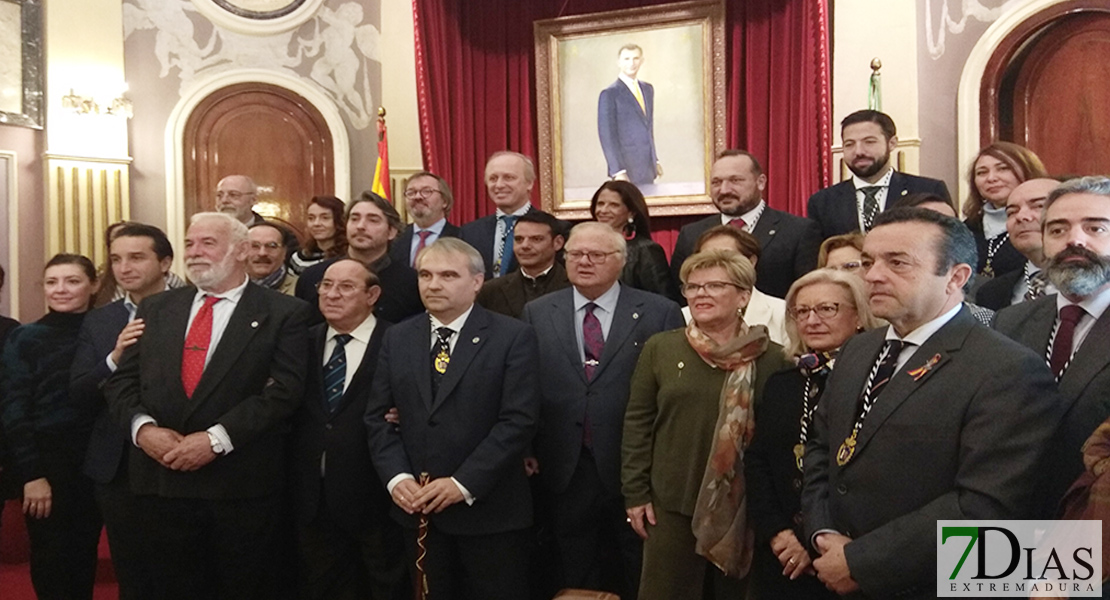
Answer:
[
  {"left": 802, "top": 308, "right": 1062, "bottom": 599},
  {"left": 993, "top": 294, "right": 1110, "bottom": 516}
]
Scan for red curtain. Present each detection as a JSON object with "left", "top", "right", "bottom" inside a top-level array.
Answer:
[{"left": 412, "top": 0, "right": 831, "bottom": 250}]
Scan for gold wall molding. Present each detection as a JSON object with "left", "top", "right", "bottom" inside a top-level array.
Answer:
[{"left": 44, "top": 154, "right": 131, "bottom": 264}]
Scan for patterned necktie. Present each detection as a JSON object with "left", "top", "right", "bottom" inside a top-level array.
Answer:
[
  {"left": 728, "top": 217, "right": 746, "bottom": 231},
  {"left": 431, "top": 326, "right": 453, "bottom": 396},
  {"left": 323, "top": 334, "right": 352, "bottom": 413},
  {"left": 582, "top": 303, "right": 604, "bottom": 447},
  {"left": 496, "top": 215, "right": 519, "bottom": 277},
  {"left": 1024, "top": 270, "right": 1048, "bottom": 302},
  {"left": 860, "top": 186, "right": 883, "bottom": 231},
  {"left": 414, "top": 230, "right": 433, "bottom": 267},
  {"left": 858, "top": 339, "right": 907, "bottom": 411},
  {"left": 181, "top": 296, "right": 221, "bottom": 398},
  {"left": 1049, "top": 305, "right": 1085, "bottom": 379}
]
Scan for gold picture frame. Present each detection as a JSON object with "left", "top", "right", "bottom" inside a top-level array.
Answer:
[{"left": 534, "top": 0, "right": 725, "bottom": 220}]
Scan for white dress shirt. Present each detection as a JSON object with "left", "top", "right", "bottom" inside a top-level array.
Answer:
[
  {"left": 718, "top": 200, "right": 767, "bottom": 234},
  {"left": 323, "top": 313, "right": 377, "bottom": 392},
  {"left": 409, "top": 218, "right": 448, "bottom": 266},
  {"left": 884, "top": 303, "right": 963, "bottom": 371},
  {"left": 852, "top": 168, "right": 894, "bottom": 232}
]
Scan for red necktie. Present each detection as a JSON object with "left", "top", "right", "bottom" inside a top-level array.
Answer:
[
  {"left": 414, "top": 230, "right": 433, "bottom": 266},
  {"left": 182, "top": 296, "right": 221, "bottom": 398},
  {"left": 582, "top": 303, "right": 604, "bottom": 447},
  {"left": 1049, "top": 304, "right": 1085, "bottom": 379},
  {"left": 728, "top": 218, "right": 746, "bottom": 230}
]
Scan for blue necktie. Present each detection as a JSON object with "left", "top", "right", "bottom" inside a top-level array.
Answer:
[
  {"left": 497, "top": 215, "right": 519, "bottom": 277},
  {"left": 323, "top": 334, "right": 352, "bottom": 413}
]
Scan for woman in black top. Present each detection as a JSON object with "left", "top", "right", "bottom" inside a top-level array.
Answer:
[
  {"left": 0, "top": 254, "right": 101, "bottom": 599},
  {"left": 745, "top": 268, "right": 881, "bottom": 600},
  {"left": 590, "top": 180, "right": 680, "bottom": 301},
  {"left": 289, "top": 195, "right": 348, "bottom": 274}
]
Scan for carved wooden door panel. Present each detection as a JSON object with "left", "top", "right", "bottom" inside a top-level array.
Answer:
[{"left": 183, "top": 82, "right": 334, "bottom": 241}]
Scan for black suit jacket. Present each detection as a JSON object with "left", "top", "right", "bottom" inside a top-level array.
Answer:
[
  {"left": 670, "top": 209, "right": 821, "bottom": 299},
  {"left": 521, "top": 285, "right": 684, "bottom": 495},
  {"left": 476, "top": 262, "right": 571, "bottom": 319},
  {"left": 105, "top": 284, "right": 311, "bottom": 499},
  {"left": 296, "top": 255, "right": 424, "bottom": 326},
  {"left": 801, "top": 308, "right": 1062, "bottom": 599},
  {"left": 974, "top": 268, "right": 1023, "bottom": 311},
  {"left": 805, "top": 172, "right": 951, "bottom": 239},
  {"left": 70, "top": 300, "right": 132, "bottom": 484},
  {"left": 389, "top": 222, "right": 462, "bottom": 268},
  {"left": 994, "top": 295, "right": 1110, "bottom": 515},
  {"left": 289, "top": 320, "right": 393, "bottom": 531},
  {"left": 365, "top": 305, "right": 540, "bottom": 535}
]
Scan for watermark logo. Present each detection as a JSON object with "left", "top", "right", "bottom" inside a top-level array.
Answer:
[{"left": 938, "top": 520, "right": 1101, "bottom": 597}]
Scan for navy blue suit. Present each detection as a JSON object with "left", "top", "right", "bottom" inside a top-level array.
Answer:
[{"left": 598, "top": 79, "right": 658, "bottom": 185}]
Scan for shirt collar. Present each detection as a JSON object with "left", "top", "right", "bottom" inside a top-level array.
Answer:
[
  {"left": 123, "top": 283, "right": 169, "bottom": 316},
  {"left": 719, "top": 199, "right": 766, "bottom": 226},
  {"left": 327, "top": 312, "right": 377, "bottom": 345},
  {"left": 430, "top": 303, "right": 475, "bottom": 334},
  {"left": 415, "top": 218, "right": 447, "bottom": 234},
  {"left": 195, "top": 276, "right": 250, "bottom": 304},
  {"left": 521, "top": 263, "right": 554, "bottom": 280},
  {"left": 1056, "top": 284, "right": 1110, "bottom": 321},
  {"left": 573, "top": 281, "right": 621, "bottom": 314},
  {"left": 885, "top": 302, "right": 962, "bottom": 346},
  {"left": 618, "top": 73, "right": 640, "bottom": 87},
  {"left": 495, "top": 204, "right": 532, "bottom": 219},
  {"left": 852, "top": 168, "right": 893, "bottom": 190}
]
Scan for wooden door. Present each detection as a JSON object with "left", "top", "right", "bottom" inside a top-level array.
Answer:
[{"left": 183, "top": 82, "right": 334, "bottom": 240}]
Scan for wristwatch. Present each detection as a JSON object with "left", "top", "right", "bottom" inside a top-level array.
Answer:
[{"left": 207, "top": 431, "right": 226, "bottom": 455}]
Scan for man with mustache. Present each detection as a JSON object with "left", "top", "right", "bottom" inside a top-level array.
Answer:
[
  {"left": 247, "top": 222, "right": 298, "bottom": 296},
  {"left": 670, "top": 150, "right": 822, "bottom": 298},
  {"left": 806, "top": 110, "right": 950, "bottom": 239},
  {"left": 994, "top": 175, "right": 1110, "bottom": 516},
  {"left": 104, "top": 212, "right": 311, "bottom": 598},
  {"left": 975, "top": 178, "right": 1060, "bottom": 309},
  {"left": 390, "top": 171, "right": 461, "bottom": 268}
]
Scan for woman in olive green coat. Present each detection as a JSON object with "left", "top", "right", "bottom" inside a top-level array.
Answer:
[{"left": 622, "top": 250, "right": 791, "bottom": 600}]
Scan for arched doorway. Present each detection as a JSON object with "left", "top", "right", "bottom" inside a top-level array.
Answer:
[{"left": 183, "top": 81, "right": 335, "bottom": 239}]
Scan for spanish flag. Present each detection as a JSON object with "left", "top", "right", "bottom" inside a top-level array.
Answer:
[{"left": 372, "top": 109, "right": 390, "bottom": 200}]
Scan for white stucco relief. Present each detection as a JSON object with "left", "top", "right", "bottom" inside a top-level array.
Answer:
[
  {"left": 924, "top": 0, "right": 1020, "bottom": 59},
  {"left": 123, "top": 0, "right": 380, "bottom": 129}
]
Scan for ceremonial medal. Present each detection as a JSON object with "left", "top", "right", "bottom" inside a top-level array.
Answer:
[
  {"left": 793, "top": 443, "right": 805, "bottom": 472},
  {"left": 836, "top": 433, "right": 857, "bottom": 466},
  {"left": 434, "top": 350, "right": 450, "bottom": 374}
]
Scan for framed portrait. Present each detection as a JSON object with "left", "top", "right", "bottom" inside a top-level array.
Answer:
[
  {"left": 534, "top": 0, "right": 725, "bottom": 220},
  {"left": 0, "top": 0, "right": 42, "bottom": 129}
]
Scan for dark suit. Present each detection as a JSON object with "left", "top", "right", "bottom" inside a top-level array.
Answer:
[
  {"left": 477, "top": 262, "right": 571, "bottom": 319},
  {"left": 522, "top": 286, "right": 683, "bottom": 598},
  {"left": 670, "top": 209, "right": 821, "bottom": 299},
  {"left": 70, "top": 300, "right": 151, "bottom": 599},
  {"left": 365, "top": 305, "right": 540, "bottom": 599},
  {"left": 804, "top": 172, "right": 950, "bottom": 239},
  {"left": 994, "top": 295, "right": 1110, "bottom": 516},
  {"left": 296, "top": 255, "right": 424, "bottom": 326},
  {"left": 289, "top": 320, "right": 405, "bottom": 600},
  {"left": 460, "top": 209, "right": 529, "bottom": 280},
  {"left": 974, "top": 268, "right": 1023, "bottom": 311},
  {"left": 598, "top": 79, "right": 657, "bottom": 185},
  {"left": 801, "top": 308, "right": 1062, "bottom": 599},
  {"left": 389, "top": 221, "right": 462, "bottom": 268},
  {"left": 968, "top": 218, "right": 1025, "bottom": 277},
  {"left": 105, "top": 284, "right": 311, "bottom": 600},
  {"left": 0, "top": 314, "right": 19, "bottom": 502}
]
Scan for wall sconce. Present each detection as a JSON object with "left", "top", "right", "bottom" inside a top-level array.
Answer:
[{"left": 60, "top": 89, "right": 133, "bottom": 118}]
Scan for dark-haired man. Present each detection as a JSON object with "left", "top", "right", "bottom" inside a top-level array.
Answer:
[
  {"left": 975, "top": 178, "right": 1059, "bottom": 309},
  {"left": 994, "top": 175, "right": 1110, "bottom": 516},
  {"left": 477, "top": 211, "right": 569, "bottom": 319},
  {"left": 598, "top": 44, "right": 660, "bottom": 186},
  {"left": 802, "top": 207, "right": 1061, "bottom": 598},
  {"left": 806, "top": 110, "right": 950, "bottom": 238},
  {"left": 390, "top": 171, "right": 461, "bottom": 268},
  {"left": 670, "top": 150, "right": 821, "bottom": 298},
  {"left": 71, "top": 223, "right": 174, "bottom": 599}
]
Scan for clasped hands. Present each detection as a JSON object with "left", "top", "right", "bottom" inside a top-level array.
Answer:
[
  {"left": 813, "top": 532, "right": 860, "bottom": 594},
  {"left": 391, "top": 477, "right": 464, "bottom": 516},
  {"left": 136, "top": 424, "right": 217, "bottom": 471}
]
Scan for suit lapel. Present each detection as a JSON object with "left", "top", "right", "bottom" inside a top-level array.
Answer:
[
  {"left": 308, "top": 325, "right": 329, "bottom": 420},
  {"left": 751, "top": 208, "right": 781, "bottom": 251},
  {"left": 186, "top": 284, "right": 266, "bottom": 411},
  {"left": 333, "top": 321, "right": 386, "bottom": 417},
  {"left": 830, "top": 331, "right": 886, "bottom": 440},
  {"left": 163, "top": 291, "right": 195, "bottom": 397},
  {"left": 593, "top": 287, "right": 642, "bottom": 381},
  {"left": 887, "top": 171, "right": 910, "bottom": 204},
  {"left": 431, "top": 307, "right": 491, "bottom": 413},
  {"left": 1060, "top": 307, "right": 1110, "bottom": 401},
  {"left": 548, "top": 291, "right": 587, "bottom": 385}
]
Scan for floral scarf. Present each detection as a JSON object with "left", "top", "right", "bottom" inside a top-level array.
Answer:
[{"left": 687, "top": 319, "right": 769, "bottom": 578}]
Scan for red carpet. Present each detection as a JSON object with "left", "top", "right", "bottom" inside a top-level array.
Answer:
[{"left": 0, "top": 499, "right": 119, "bottom": 599}]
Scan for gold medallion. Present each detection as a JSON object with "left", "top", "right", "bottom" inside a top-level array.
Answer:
[
  {"left": 434, "top": 351, "right": 450, "bottom": 374},
  {"left": 793, "top": 443, "right": 805, "bottom": 472},
  {"left": 836, "top": 433, "right": 857, "bottom": 466}
]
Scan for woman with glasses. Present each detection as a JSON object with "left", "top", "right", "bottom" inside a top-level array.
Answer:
[
  {"left": 590, "top": 181, "right": 680, "bottom": 301},
  {"left": 817, "top": 233, "right": 864, "bottom": 275},
  {"left": 744, "top": 268, "right": 880, "bottom": 600},
  {"left": 290, "top": 196, "right": 349, "bottom": 274},
  {"left": 623, "top": 250, "right": 790, "bottom": 599}
]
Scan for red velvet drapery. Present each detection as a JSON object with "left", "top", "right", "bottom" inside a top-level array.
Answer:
[{"left": 412, "top": 0, "right": 831, "bottom": 253}]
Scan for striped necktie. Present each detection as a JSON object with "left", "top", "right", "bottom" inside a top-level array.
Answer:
[{"left": 323, "top": 334, "right": 352, "bottom": 413}]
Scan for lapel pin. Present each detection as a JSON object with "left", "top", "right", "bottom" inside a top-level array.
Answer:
[
  {"left": 908, "top": 353, "right": 942, "bottom": 381},
  {"left": 901, "top": 189, "right": 908, "bottom": 196},
  {"left": 251, "top": 321, "right": 259, "bottom": 328},
  {"left": 769, "top": 229, "right": 777, "bottom": 235},
  {"left": 472, "top": 336, "right": 480, "bottom": 344},
  {"left": 633, "top": 312, "right": 640, "bottom": 319},
  {"left": 678, "top": 361, "right": 685, "bottom": 377}
]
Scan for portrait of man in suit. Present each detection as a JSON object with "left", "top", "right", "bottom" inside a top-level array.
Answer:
[
  {"left": 801, "top": 208, "right": 1061, "bottom": 599},
  {"left": 365, "top": 237, "right": 540, "bottom": 600},
  {"left": 105, "top": 212, "right": 311, "bottom": 599},
  {"left": 598, "top": 44, "right": 661, "bottom": 186}
]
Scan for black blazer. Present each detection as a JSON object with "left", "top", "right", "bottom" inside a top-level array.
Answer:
[
  {"left": 623, "top": 236, "right": 680, "bottom": 302},
  {"left": 801, "top": 308, "right": 1062, "bottom": 599},
  {"left": 476, "top": 262, "right": 571, "bottom": 319},
  {"left": 974, "top": 268, "right": 1023, "bottom": 311},
  {"left": 365, "top": 305, "right": 540, "bottom": 535},
  {"left": 805, "top": 172, "right": 951, "bottom": 239},
  {"left": 105, "top": 284, "right": 311, "bottom": 499},
  {"left": 994, "top": 295, "right": 1110, "bottom": 515},
  {"left": 967, "top": 218, "right": 1025, "bottom": 278},
  {"left": 289, "top": 320, "right": 393, "bottom": 531},
  {"left": 460, "top": 213, "right": 523, "bottom": 280},
  {"left": 521, "top": 285, "right": 684, "bottom": 495},
  {"left": 70, "top": 300, "right": 131, "bottom": 484},
  {"left": 389, "top": 222, "right": 462, "bottom": 268},
  {"left": 296, "top": 255, "right": 424, "bottom": 326},
  {"left": 671, "top": 208, "right": 822, "bottom": 299}
]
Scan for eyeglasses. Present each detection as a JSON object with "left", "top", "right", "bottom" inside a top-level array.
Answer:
[
  {"left": 250, "top": 242, "right": 282, "bottom": 251},
  {"left": 832, "top": 261, "right": 862, "bottom": 272},
  {"left": 681, "top": 281, "right": 744, "bottom": 297},
  {"left": 316, "top": 280, "right": 366, "bottom": 296},
  {"left": 566, "top": 250, "right": 619, "bottom": 263},
  {"left": 404, "top": 188, "right": 440, "bottom": 200},
  {"left": 216, "top": 190, "right": 254, "bottom": 200},
  {"left": 788, "top": 302, "right": 842, "bottom": 321}
]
